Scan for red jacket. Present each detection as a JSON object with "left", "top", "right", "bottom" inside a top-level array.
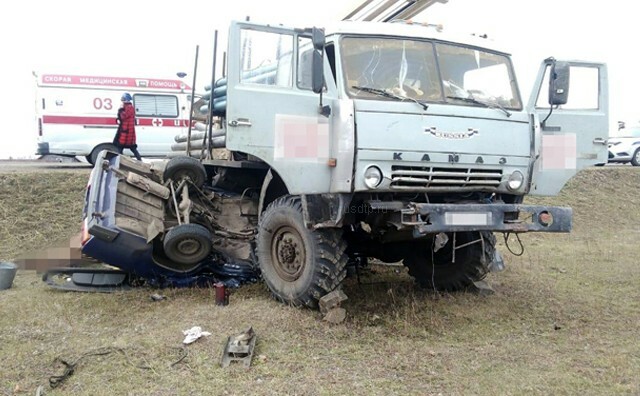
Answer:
[{"left": 117, "top": 103, "right": 137, "bottom": 146}]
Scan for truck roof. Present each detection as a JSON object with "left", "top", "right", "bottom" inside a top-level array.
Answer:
[
  {"left": 35, "top": 73, "right": 191, "bottom": 92},
  {"left": 325, "top": 21, "right": 510, "bottom": 55}
]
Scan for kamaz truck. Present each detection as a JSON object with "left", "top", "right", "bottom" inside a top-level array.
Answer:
[{"left": 71, "top": 0, "right": 609, "bottom": 307}]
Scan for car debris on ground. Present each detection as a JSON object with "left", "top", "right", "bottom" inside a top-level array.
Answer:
[{"left": 221, "top": 327, "right": 256, "bottom": 368}]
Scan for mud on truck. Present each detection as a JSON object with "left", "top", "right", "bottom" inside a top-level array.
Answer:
[{"left": 67, "top": 9, "right": 609, "bottom": 306}]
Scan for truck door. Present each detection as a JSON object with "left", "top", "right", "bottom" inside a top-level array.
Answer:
[
  {"left": 225, "top": 21, "right": 338, "bottom": 195},
  {"left": 527, "top": 60, "right": 609, "bottom": 195}
]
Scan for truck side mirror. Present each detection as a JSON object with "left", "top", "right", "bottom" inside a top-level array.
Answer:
[
  {"left": 549, "top": 61, "right": 570, "bottom": 105},
  {"left": 311, "top": 27, "right": 325, "bottom": 94}
]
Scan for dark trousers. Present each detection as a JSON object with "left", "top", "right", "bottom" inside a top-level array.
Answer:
[{"left": 116, "top": 143, "right": 142, "bottom": 161}]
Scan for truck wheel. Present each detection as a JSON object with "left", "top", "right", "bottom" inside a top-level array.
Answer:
[
  {"left": 631, "top": 148, "right": 640, "bottom": 166},
  {"left": 403, "top": 231, "right": 495, "bottom": 291},
  {"left": 256, "top": 196, "right": 348, "bottom": 308},
  {"left": 87, "top": 143, "right": 118, "bottom": 165},
  {"left": 163, "top": 224, "right": 212, "bottom": 267},
  {"left": 163, "top": 156, "right": 207, "bottom": 189}
]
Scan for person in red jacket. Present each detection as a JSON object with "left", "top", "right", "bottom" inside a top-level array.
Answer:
[{"left": 113, "top": 92, "right": 142, "bottom": 161}]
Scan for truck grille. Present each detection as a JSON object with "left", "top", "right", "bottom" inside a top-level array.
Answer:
[{"left": 390, "top": 165, "right": 503, "bottom": 190}]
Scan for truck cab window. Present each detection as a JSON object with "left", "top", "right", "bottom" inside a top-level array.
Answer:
[
  {"left": 341, "top": 37, "right": 442, "bottom": 102},
  {"left": 240, "top": 29, "right": 293, "bottom": 87},
  {"left": 297, "top": 36, "right": 313, "bottom": 90},
  {"left": 325, "top": 43, "right": 337, "bottom": 83},
  {"left": 436, "top": 43, "right": 522, "bottom": 110},
  {"left": 535, "top": 65, "right": 599, "bottom": 110}
]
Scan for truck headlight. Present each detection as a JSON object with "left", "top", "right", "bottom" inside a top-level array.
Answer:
[
  {"left": 507, "top": 170, "right": 524, "bottom": 191},
  {"left": 364, "top": 166, "right": 382, "bottom": 189}
]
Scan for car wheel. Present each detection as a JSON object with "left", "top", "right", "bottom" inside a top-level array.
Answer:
[
  {"left": 631, "top": 148, "right": 640, "bottom": 166},
  {"left": 163, "top": 224, "right": 212, "bottom": 267},
  {"left": 163, "top": 156, "right": 207, "bottom": 189}
]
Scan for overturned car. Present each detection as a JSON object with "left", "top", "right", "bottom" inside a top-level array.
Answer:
[{"left": 68, "top": 151, "right": 259, "bottom": 289}]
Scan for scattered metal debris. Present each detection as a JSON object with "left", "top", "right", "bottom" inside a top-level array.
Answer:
[{"left": 221, "top": 327, "right": 256, "bottom": 368}]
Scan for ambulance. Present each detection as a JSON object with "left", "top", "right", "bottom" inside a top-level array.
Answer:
[{"left": 34, "top": 73, "right": 192, "bottom": 164}]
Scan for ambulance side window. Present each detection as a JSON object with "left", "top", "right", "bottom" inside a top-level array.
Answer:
[{"left": 134, "top": 94, "right": 179, "bottom": 117}]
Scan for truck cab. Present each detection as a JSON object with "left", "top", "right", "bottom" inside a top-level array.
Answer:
[{"left": 223, "top": 20, "right": 608, "bottom": 203}]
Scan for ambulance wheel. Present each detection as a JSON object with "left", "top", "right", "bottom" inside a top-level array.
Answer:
[
  {"left": 163, "top": 156, "right": 207, "bottom": 189},
  {"left": 87, "top": 144, "right": 118, "bottom": 165}
]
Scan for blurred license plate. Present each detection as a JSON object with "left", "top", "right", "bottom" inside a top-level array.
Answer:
[{"left": 444, "top": 212, "right": 491, "bottom": 226}]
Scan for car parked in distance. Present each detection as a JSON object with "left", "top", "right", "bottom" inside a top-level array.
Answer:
[{"left": 608, "top": 126, "right": 640, "bottom": 166}]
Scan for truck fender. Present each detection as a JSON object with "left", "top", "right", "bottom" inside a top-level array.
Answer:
[
  {"left": 257, "top": 169, "right": 352, "bottom": 229},
  {"left": 258, "top": 169, "right": 289, "bottom": 219}
]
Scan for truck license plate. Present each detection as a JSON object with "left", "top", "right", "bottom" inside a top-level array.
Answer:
[{"left": 444, "top": 212, "right": 491, "bottom": 226}]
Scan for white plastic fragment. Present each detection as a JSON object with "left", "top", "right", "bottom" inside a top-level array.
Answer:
[{"left": 182, "top": 326, "right": 212, "bottom": 344}]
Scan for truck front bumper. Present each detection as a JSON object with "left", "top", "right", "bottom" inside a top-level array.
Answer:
[{"left": 367, "top": 202, "right": 572, "bottom": 236}]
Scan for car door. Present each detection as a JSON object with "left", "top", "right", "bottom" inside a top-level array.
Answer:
[{"left": 527, "top": 59, "right": 609, "bottom": 195}]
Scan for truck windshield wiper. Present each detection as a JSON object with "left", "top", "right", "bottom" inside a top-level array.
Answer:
[
  {"left": 447, "top": 95, "right": 511, "bottom": 117},
  {"left": 353, "top": 86, "right": 428, "bottom": 111}
]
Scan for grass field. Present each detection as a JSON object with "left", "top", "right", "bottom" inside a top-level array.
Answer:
[{"left": 0, "top": 167, "right": 638, "bottom": 395}]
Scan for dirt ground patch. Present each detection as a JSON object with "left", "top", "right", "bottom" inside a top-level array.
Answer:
[{"left": 0, "top": 167, "right": 639, "bottom": 395}]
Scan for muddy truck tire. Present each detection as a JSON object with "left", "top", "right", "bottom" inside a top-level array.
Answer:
[
  {"left": 256, "top": 196, "right": 348, "bottom": 308},
  {"left": 403, "top": 231, "right": 495, "bottom": 291}
]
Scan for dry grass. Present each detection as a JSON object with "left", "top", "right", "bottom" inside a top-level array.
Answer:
[{"left": 0, "top": 167, "right": 639, "bottom": 395}]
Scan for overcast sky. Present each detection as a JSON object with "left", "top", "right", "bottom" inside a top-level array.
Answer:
[{"left": 1, "top": 0, "right": 637, "bottom": 158}]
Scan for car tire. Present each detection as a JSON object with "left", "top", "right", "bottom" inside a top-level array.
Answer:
[
  {"left": 631, "top": 148, "right": 640, "bottom": 166},
  {"left": 256, "top": 196, "right": 348, "bottom": 308},
  {"left": 163, "top": 156, "right": 207, "bottom": 189},
  {"left": 163, "top": 224, "right": 212, "bottom": 267}
]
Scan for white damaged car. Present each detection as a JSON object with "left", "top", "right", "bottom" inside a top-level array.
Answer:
[{"left": 608, "top": 126, "right": 640, "bottom": 166}]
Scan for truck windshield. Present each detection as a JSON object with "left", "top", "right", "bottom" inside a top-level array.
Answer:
[{"left": 340, "top": 37, "right": 522, "bottom": 110}]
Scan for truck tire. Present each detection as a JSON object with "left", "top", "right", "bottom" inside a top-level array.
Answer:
[
  {"left": 631, "top": 148, "right": 640, "bottom": 166},
  {"left": 163, "top": 224, "right": 212, "bottom": 268},
  {"left": 256, "top": 196, "right": 348, "bottom": 308},
  {"left": 403, "top": 231, "right": 495, "bottom": 291},
  {"left": 87, "top": 143, "right": 118, "bottom": 165},
  {"left": 163, "top": 156, "right": 207, "bottom": 189}
]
